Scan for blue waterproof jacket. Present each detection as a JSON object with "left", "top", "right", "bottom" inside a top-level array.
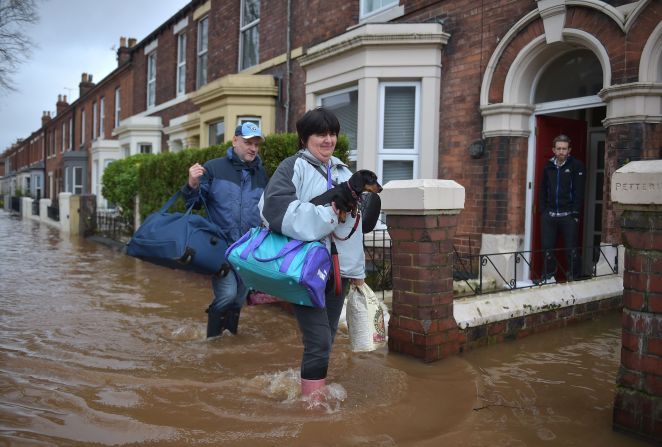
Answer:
[{"left": 181, "top": 148, "right": 268, "bottom": 243}]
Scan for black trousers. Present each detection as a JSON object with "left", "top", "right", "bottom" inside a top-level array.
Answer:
[
  {"left": 540, "top": 213, "right": 582, "bottom": 279},
  {"left": 292, "top": 278, "right": 349, "bottom": 380}
]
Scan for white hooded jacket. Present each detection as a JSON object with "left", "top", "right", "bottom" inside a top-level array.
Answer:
[{"left": 258, "top": 150, "right": 365, "bottom": 279}]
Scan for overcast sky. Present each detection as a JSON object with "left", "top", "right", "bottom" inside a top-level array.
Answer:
[{"left": 0, "top": 0, "right": 191, "bottom": 151}]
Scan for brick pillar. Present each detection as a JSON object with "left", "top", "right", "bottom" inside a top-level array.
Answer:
[
  {"left": 381, "top": 179, "right": 465, "bottom": 362},
  {"left": 611, "top": 160, "right": 662, "bottom": 443}
]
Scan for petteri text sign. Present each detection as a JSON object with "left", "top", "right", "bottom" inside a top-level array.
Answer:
[{"left": 611, "top": 160, "right": 662, "bottom": 205}]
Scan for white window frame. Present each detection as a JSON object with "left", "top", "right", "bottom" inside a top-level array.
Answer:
[
  {"left": 81, "top": 109, "right": 86, "bottom": 144},
  {"left": 239, "top": 0, "right": 259, "bottom": 70},
  {"left": 197, "top": 17, "right": 208, "bottom": 88},
  {"left": 147, "top": 51, "right": 157, "bottom": 108},
  {"left": 208, "top": 120, "right": 225, "bottom": 146},
  {"left": 378, "top": 155, "right": 419, "bottom": 185},
  {"left": 176, "top": 32, "right": 187, "bottom": 96},
  {"left": 139, "top": 143, "right": 152, "bottom": 154},
  {"left": 114, "top": 87, "right": 121, "bottom": 128},
  {"left": 377, "top": 81, "right": 421, "bottom": 184},
  {"left": 318, "top": 85, "right": 359, "bottom": 161},
  {"left": 360, "top": 0, "right": 398, "bottom": 19},
  {"left": 61, "top": 123, "right": 65, "bottom": 153},
  {"left": 65, "top": 166, "right": 70, "bottom": 192},
  {"left": 92, "top": 101, "right": 98, "bottom": 140},
  {"left": 93, "top": 160, "right": 99, "bottom": 196},
  {"left": 73, "top": 166, "right": 83, "bottom": 194},
  {"left": 99, "top": 97, "right": 105, "bottom": 138},
  {"left": 237, "top": 116, "right": 261, "bottom": 128},
  {"left": 68, "top": 117, "right": 73, "bottom": 149}
]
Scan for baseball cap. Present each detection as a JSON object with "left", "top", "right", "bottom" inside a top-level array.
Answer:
[{"left": 235, "top": 122, "right": 264, "bottom": 140}]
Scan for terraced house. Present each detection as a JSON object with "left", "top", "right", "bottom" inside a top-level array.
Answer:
[{"left": 2, "top": 0, "right": 661, "bottom": 280}]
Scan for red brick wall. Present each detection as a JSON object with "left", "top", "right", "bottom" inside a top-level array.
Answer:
[
  {"left": 614, "top": 209, "right": 662, "bottom": 441},
  {"left": 614, "top": 0, "right": 662, "bottom": 83},
  {"left": 401, "top": 2, "right": 531, "bottom": 240},
  {"left": 388, "top": 213, "right": 460, "bottom": 362}
]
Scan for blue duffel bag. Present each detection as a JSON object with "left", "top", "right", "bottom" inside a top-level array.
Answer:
[
  {"left": 226, "top": 227, "right": 331, "bottom": 308},
  {"left": 126, "top": 191, "right": 229, "bottom": 275}
]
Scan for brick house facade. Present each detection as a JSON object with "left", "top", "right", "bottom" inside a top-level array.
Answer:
[{"left": 2, "top": 0, "right": 661, "bottom": 280}]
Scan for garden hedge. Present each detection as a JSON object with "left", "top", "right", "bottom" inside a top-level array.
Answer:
[{"left": 101, "top": 132, "right": 349, "bottom": 223}]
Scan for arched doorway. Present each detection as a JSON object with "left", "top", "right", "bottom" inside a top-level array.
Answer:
[{"left": 528, "top": 49, "right": 607, "bottom": 281}]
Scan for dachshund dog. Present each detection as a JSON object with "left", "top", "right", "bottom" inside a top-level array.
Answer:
[{"left": 311, "top": 169, "right": 383, "bottom": 223}]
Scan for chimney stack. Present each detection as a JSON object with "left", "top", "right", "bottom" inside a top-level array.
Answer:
[
  {"left": 128, "top": 37, "right": 137, "bottom": 47},
  {"left": 117, "top": 36, "right": 131, "bottom": 66},
  {"left": 56, "top": 94, "right": 69, "bottom": 115},
  {"left": 41, "top": 111, "right": 51, "bottom": 127},
  {"left": 79, "top": 72, "right": 95, "bottom": 97}
]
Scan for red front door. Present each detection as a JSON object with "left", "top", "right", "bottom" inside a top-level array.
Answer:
[{"left": 531, "top": 115, "right": 587, "bottom": 281}]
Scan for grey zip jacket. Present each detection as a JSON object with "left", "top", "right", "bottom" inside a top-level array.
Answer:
[{"left": 259, "top": 150, "right": 365, "bottom": 279}]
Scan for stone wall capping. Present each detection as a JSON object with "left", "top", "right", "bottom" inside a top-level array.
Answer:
[
  {"left": 381, "top": 179, "right": 465, "bottom": 215},
  {"left": 454, "top": 275, "right": 622, "bottom": 329},
  {"left": 611, "top": 160, "right": 662, "bottom": 205}
]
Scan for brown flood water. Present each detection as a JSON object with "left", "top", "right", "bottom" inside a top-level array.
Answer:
[{"left": 0, "top": 211, "right": 650, "bottom": 446}]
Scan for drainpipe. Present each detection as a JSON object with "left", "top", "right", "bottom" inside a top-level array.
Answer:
[{"left": 284, "top": 0, "right": 291, "bottom": 132}]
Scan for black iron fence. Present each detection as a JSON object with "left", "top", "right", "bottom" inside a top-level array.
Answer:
[
  {"left": 453, "top": 244, "right": 619, "bottom": 296},
  {"left": 32, "top": 199, "right": 39, "bottom": 215},
  {"left": 47, "top": 204, "right": 59, "bottom": 221},
  {"left": 363, "top": 229, "right": 392, "bottom": 296},
  {"left": 95, "top": 210, "right": 133, "bottom": 242},
  {"left": 10, "top": 196, "right": 20, "bottom": 212},
  {"left": 359, "top": 231, "right": 618, "bottom": 298}
]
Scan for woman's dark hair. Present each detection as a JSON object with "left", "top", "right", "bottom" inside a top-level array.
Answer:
[{"left": 295, "top": 107, "right": 340, "bottom": 149}]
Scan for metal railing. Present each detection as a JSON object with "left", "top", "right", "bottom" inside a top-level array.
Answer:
[
  {"left": 10, "top": 196, "right": 20, "bottom": 212},
  {"left": 32, "top": 199, "right": 39, "bottom": 215},
  {"left": 47, "top": 204, "right": 59, "bottom": 221},
  {"left": 453, "top": 244, "right": 619, "bottom": 296},
  {"left": 95, "top": 210, "right": 133, "bottom": 242},
  {"left": 363, "top": 228, "right": 392, "bottom": 297}
]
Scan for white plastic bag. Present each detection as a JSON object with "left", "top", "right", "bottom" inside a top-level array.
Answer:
[{"left": 346, "top": 283, "right": 387, "bottom": 352}]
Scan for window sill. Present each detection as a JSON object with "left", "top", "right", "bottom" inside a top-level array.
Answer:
[{"left": 357, "top": 4, "right": 404, "bottom": 25}]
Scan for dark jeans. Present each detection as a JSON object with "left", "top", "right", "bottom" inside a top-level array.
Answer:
[
  {"left": 207, "top": 271, "right": 248, "bottom": 337},
  {"left": 541, "top": 213, "right": 582, "bottom": 279},
  {"left": 292, "top": 278, "right": 349, "bottom": 380}
]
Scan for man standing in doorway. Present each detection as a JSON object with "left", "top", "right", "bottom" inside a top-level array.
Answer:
[
  {"left": 183, "top": 122, "right": 269, "bottom": 337},
  {"left": 538, "top": 134, "right": 586, "bottom": 281}
]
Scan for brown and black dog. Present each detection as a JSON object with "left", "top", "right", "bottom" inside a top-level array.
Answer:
[{"left": 310, "top": 169, "right": 383, "bottom": 223}]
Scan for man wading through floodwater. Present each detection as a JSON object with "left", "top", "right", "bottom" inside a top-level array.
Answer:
[{"left": 182, "top": 123, "right": 269, "bottom": 337}]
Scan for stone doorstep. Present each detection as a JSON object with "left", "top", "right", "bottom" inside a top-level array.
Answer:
[{"left": 453, "top": 275, "right": 623, "bottom": 329}]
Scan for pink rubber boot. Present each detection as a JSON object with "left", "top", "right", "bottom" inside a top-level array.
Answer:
[{"left": 301, "top": 378, "right": 326, "bottom": 404}]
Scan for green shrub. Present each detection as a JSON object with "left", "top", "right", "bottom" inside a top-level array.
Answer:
[
  {"left": 136, "top": 144, "right": 229, "bottom": 218},
  {"left": 260, "top": 133, "right": 349, "bottom": 176},
  {"left": 102, "top": 132, "right": 351, "bottom": 223},
  {"left": 101, "top": 154, "right": 152, "bottom": 223}
]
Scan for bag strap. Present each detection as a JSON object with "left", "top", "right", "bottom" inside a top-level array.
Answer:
[
  {"left": 161, "top": 188, "right": 214, "bottom": 218},
  {"left": 253, "top": 238, "right": 304, "bottom": 262},
  {"left": 240, "top": 227, "right": 270, "bottom": 259},
  {"left": 159, "top": 191, "right": 183, "bottom": 213},
  {"left": 239, "top": 227, "right": 307, "bottom": 273},
  {"left": 298, "top": 152, "right": 339, "bottom": 187},
  {"left": 239, "top": 228, "right": 304, "bottom": 261}
]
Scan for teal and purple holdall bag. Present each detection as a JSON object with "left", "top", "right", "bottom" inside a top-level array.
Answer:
[{"left": 226, "top": 227, "right": 331, "bottom": 308}]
